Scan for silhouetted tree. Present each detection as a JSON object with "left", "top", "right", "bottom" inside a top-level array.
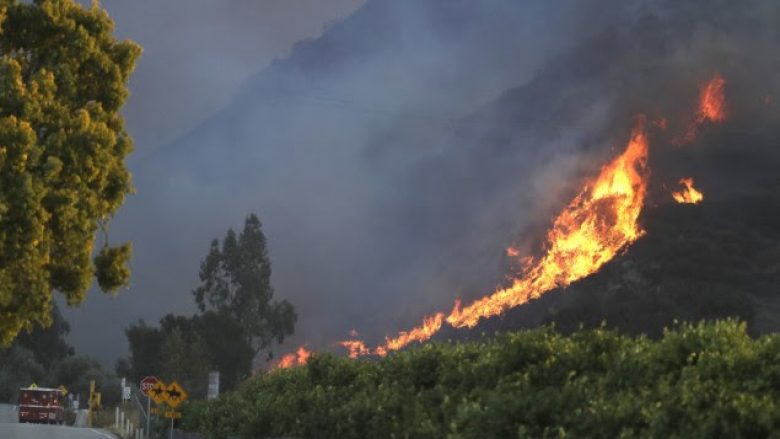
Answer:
[
  {"left": 119, "top": 312, "right": 254, "bottom": 393},
  {"left": 119, "top": 320, "right": 163, "bottom": 382},
  {"left": 0, "top": 346, "right": 44, "bottom": 402},
  {"left": 15, "top": 303, "right": 74, "bottom": 370},
  {"left": 193, "top": 214, "right": 296, "bottom": 359},
  {"left": 160, "top": 327, "right": 209, "bottom": 398}
]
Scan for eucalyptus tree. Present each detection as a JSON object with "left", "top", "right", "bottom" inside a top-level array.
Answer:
[{"left": 0, "top": 0, "right": 140, "bottom": 344}]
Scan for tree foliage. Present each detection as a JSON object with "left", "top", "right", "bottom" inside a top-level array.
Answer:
[
  {"left": 118, "top": 319, "right": 163, "bottom": 381},
  {"left": 160, "top": 326, "right": 210, "bottom": 398},
  {"left": 50, "top": 353, "right": 121, "bottom": 406},
  {"left": 0, "top": 0, "right": 140, "bottom": 345},
  {"left": 14, "top": 301, "right": 73, "bottom": 369},
  {"left": 120, "top": 214, "right": 294, "bottom": 393},
  {"left": 0, "top": 345, "right": 45, "bottom": 402},
  {"left": 119, "top": 312, "right": 255, "bottom": 396},
  {"left": 193, "top": 214, "right": 296, "bottom": 358},
  {"left": 185, "top": 320, "right": 780, "bottom": 439}
]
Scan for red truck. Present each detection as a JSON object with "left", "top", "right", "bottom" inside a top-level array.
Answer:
[{"left": 18, "top": 387, "right": 65, "bottom": 424}]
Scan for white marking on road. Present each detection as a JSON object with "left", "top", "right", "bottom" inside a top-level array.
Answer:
[{"left": 90, "top": 428, "right": 116, "bottom": 439}]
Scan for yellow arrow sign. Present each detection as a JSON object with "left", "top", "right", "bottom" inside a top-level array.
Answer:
[
  {"left": 58, "top": 385, "right": 68, "bottom": 396},
  {"left": 164, "top": 381, "right": 188, "bottom": 409},
  {"left": 149, "top": 381, "right": 168, "bottom": 405}
]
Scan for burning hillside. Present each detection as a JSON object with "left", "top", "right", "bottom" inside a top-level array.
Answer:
[
  {"left": 275, "top": 71, "right": 747, "bottom": 369},
  {"left": 334, "top": 120, "right": 649, "bottom": 360}
]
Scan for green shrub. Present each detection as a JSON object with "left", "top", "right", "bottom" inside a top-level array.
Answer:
[{"left": 184, "top": 320, "right": 780, "bottom": 438}]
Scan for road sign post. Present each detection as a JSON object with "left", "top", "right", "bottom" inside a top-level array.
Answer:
[
  {"left": 162, "top": 381, "right": 188, "bottom": 439},
  {"left": 147, "top": 395, "right": 151, "bottom": 436},
  {"left": 140, "top": 376, "right": 159, "bottom": 394},
  {"left": 140, "top": 376, "right": 160, "bottom": 437},
  {"left": 142, "top": 378, "right": 189, "bottom": 438}
]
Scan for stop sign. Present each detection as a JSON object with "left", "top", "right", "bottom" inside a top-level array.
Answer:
[{"left": 140, "top": 376, "right": 159, "bottom": 396}]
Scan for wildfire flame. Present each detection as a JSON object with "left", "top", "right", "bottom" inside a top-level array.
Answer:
[
  {"left": 339, "top": 339, "right": 370, "bottom": 359},
  {"left": 382, "top": 312, "right": 445, "bottom": 353},
  {"left": 275, "top": 346, "right": 312, "bottom": 369},
  {"left": 672, "top": 178, "right": 703, "bottom": 204},
  {"left": 341, "top": 121, "right": 650, "bottom": 355},
  {"left": 447, "top": 122, "right": 649, "bottom": 328},
  {"left": 678, "top": 74, "right": 727, "bottom": 144},
  {"left": 698, "top": 75, "right": 727, "bottom": 123}
]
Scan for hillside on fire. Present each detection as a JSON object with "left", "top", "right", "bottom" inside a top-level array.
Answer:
[
  {"left": 3, "top": 0, "right": 779, "bottom": 438},
  {"left": 171, "top": 0, "right": 780, "bottom": 436}
]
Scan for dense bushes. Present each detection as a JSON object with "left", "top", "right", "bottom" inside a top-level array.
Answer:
[{"left": 184, "top": 320, "right": 780, "bottom": 438}]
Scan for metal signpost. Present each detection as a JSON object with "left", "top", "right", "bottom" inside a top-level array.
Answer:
[
  {"left": 163, "top": 381, "right": 188, "bottom": 439},
  {"left": 140, "top": 376, "right": 159, "bottom": 436}
]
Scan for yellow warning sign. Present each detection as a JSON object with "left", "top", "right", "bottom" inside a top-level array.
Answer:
[
  {"left": 149, "top": 381, "right": 168, "bottom": 405},
  {"left": 164, "top": 381, "right": 188, "bottom": 409}
]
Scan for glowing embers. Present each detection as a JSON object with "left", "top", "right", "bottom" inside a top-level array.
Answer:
[{"left": 672, "top": 178, "right": 703, "bottom": 204}]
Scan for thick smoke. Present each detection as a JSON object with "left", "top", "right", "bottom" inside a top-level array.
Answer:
[{"left": 64, "top": 0, "right": 780, "bottom": 364}]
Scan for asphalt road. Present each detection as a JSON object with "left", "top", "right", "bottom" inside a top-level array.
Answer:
[{"left": 0, "top": 404, "right": 116, "bottom": 439}]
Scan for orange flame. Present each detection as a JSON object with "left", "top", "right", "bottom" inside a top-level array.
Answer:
[
  {"left": 274, "top": 346, "right": 312, "bottom": 370},
  {"left": 677, "top": 74, "right": 727, "bottom": 144},
  {"left": 381, "top": 312, "right": 444, "bottom": 352},
  {"left": 339, "top": 339, "right": 370, "bottom": 359},
  {"left": 297, "top": 346, "right": 311, "bottom": 364},
  {"left": 672, "top": 178, "right": 703, "bottom": 204},
  {"left": 340, "top": 121, "right": 649, "bottom": 355},
  {"left": 447, "top": 122, "right": 648, "bottom": 328},
  {"left": 277, "top": 354, "right": 296, "bottom": 369},
  {"left": 698, "top": 75, "right": 727, "bottom": 123}
]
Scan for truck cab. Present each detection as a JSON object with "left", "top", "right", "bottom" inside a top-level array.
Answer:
[{"left": 18, "top": 387, "right": 65, "bottom": 425}]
